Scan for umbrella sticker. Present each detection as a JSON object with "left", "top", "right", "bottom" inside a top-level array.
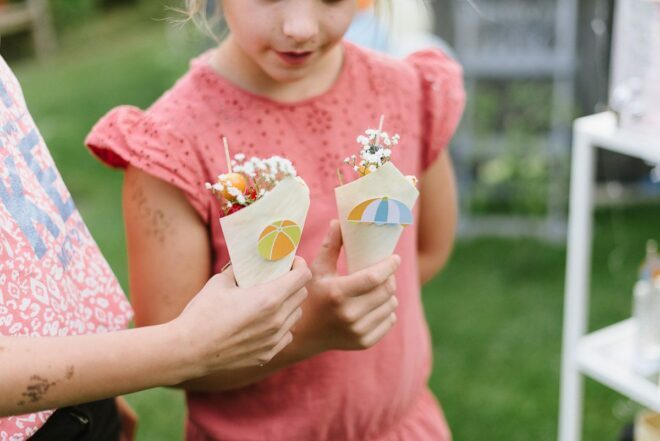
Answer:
[
  {"left": 348, "top": 197, "right": 413, "bottom": 226},
  {"left": 257, "top": 220, "right": 302, "bottom": 261}
]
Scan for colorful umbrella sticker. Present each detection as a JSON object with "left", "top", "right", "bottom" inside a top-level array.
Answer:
[
  {"left": 257, "top": 220, "right": 302, "bottom": 261},
  {"left": 348, "top": 197, "right": 413, "bottom": 226}
]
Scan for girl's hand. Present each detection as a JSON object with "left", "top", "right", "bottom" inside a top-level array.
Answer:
[
  {"left": 172, "top": 256, "right": 312, "bottom": 376},
  {"left": 296, "top": 221, "right": 400, "bottom": 354}
]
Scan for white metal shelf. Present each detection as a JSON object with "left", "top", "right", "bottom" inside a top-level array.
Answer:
[
  {"left": 559, "top": 111, "right": 660, "bottom": 441},
  {"left": 573, "top": 112, "right": 660, "bottom": 165},
  {"left": 577, "top": 319, "right": 660, "bottom": 412}
]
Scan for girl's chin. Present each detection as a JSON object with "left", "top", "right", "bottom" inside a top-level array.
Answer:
[{"left": 263, "top": 65, "right": 311, "bottom": 83}]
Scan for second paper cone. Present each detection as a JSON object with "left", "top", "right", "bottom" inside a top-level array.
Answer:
[{"left": 335, "top": 162, "right": 419, "bottom": 273}]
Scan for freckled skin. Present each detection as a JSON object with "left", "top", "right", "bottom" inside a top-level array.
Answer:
[
  {"left": 20, "top": 376, "right": 57, "bottom": 405},
  {"left": 131, "top": 186, "right": 171, "bottom": 244}
]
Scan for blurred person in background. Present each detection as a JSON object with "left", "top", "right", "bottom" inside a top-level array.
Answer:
[{"left": 345, "top": 0, "right": 456, "bottom": 58}]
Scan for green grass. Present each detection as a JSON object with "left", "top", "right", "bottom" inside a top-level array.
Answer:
[
  {"left": 7, "top": 8, "right": 658, "bottom": 440},
  {"left": 427, "top": 206, "right": 658, "bottom": 440}
]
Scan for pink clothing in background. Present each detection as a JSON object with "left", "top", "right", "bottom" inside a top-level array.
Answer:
[
  {"left": 86, "top": 41, "right": 465, "bottom": 441},
  {"left": 0, "top": 56, "right": 132, "bottom": 440}
]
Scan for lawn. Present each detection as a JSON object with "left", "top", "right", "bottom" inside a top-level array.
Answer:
[{"left": 6, "top": 7, "right": 658, "bottom": 440}]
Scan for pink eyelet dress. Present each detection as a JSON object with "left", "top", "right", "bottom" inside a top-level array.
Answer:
[{"left": 86, "top": 41, "right": 465, "bottom": 441}]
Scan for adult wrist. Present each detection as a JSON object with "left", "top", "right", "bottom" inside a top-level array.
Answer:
[{"left": 159, "top": 319, "right": 205, "bottom": 385}]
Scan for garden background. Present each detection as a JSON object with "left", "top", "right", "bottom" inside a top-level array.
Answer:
[{"left": 2, "top": 0, "right": 659, "bottom": 439}]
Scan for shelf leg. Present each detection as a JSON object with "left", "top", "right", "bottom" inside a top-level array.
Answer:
[{"left": 558, "top": 130, "right": 595, "bottom": 441}]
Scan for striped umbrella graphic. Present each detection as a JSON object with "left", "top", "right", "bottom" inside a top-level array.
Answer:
[
  {"left": 257, "top": 220, "right": 302, "bottom": 261},
  {"left": 348, "top": 197, "right": 413, "bottom": 226}
]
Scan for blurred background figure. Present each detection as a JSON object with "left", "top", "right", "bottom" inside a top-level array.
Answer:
[{"left": 345, "top": 0, "right": 455, "bottom": 58}]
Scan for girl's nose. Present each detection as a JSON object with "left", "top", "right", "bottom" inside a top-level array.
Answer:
[{"left": 281, "top": 6, "right": 319, "bottom": 43}]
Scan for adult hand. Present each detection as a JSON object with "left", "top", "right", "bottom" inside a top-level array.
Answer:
[
  {"left": 173, "top": 256, "right": 312, "bottom": 375},
  {"left": 297, "top": 220, "right": 400, "bottom": 354}
]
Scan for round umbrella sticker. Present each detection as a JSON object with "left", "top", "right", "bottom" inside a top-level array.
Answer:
[
  {"left": 348, "top": 197, "right": 413, "bottom": 226},
  {"left": 258, "top": 220, "right": 302, "bottom": 261}
]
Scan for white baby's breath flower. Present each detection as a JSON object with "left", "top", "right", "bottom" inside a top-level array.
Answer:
[
  {"left": 205, "top": 182, "right": 213, "bottom": 190},
  {"left": 234, "top": 153, "right": 246, "bottom": 161},
  {"left": 368, "top": 165, "right": 377, "bottom": 172},
  {"left": 227, "top": 186, "right": 242, "bottom": 197}
]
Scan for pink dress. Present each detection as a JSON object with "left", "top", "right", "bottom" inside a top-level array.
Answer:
[
  {"left": 86, "top": 41, "right": 465, "bottom": 441},
  {"left": 0, "top": 57, "right": 132, "bottom": 440}
]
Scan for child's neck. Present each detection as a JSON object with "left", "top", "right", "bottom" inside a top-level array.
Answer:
[{"left": 211, "top": 36, "right": 344, "bottom": 103}]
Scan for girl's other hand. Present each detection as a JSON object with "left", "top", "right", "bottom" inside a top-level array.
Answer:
[
  {"left": 172, "top": 256, "right": 312, "bottom": 376},
  {"left": 297, "top": 220, "right": 400, "bottom": 354}
]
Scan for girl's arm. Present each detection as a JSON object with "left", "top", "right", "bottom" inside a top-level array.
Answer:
[
  {"left": 0, "top": 261, "right": 310, "bottom": 417},
  {"left": 124, "top": 167, "right": 401, "bottom": 391},
  {"left": 418, "top": 150, "right": 458, "bottom": 285}
]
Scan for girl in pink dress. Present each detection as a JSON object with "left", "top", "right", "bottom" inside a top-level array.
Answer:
[{"left": 86, "top": 0, "right": 465, "bottom": 439}]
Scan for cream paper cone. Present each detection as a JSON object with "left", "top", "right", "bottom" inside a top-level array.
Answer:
[
  {"left": 220, "top": 176, "right": 310, "bottom": 288},
  {"left": 335, "top": 162, "right": 419, "bottom": 273}
]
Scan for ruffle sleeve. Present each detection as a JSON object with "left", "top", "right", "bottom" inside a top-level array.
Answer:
[
  {"left": 406, "top": 49, "right": 466, "bottom": 172},
  {"left": 85, "top": 105, "right": 210, "bottom": 223}
]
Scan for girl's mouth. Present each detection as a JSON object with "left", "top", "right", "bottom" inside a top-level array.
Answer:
[{"left": 276, "top": 51, "right": 314, "bottom": 66}]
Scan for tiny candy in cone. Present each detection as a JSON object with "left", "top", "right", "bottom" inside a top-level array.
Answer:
[
  {"left": 218, "top": 173, "right": 247, "bottom": 201},
  {"left": 336, "top": 117, "right": 418, "bottom": 273}
]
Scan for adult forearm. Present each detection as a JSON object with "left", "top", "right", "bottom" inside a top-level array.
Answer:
[
  {"left": 0, "top": 322, "right": 194, "bottom": 417},
  {"left": 178, "top": 333, "right": 318, "bottom": 391}
]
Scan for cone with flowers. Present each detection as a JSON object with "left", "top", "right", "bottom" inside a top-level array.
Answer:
[
  {"left": 206, "top": 138, "right": 310, "bottom": 287},
  {"left": 335, "top": 116, "right": 419, "bottom": 273}
]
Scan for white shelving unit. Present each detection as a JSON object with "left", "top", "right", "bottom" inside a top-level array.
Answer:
[{"left": 558, "top": 111, "right": 660, "bottom": 441}]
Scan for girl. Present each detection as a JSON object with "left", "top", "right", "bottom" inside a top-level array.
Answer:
[
  {"left": 86, "top": 0, "right": 465, "bottom": 439},
  {"left": 0, "top": 55, "right": 310, "bottom": 440}
]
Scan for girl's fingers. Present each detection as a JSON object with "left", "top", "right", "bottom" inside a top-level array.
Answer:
[
  {"left": 342, "top": 278, "right": 395, "bottom": 321},
  {"left": 351, "top": 296, "right": 398, "bottom": 336},
  {"left": 337, "top": 255, "right": 400, "bottom": 296},
  {"left": 360, "top": 313, "right": 397, "bottom": 348}
]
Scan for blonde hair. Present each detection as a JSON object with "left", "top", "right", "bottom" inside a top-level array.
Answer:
[{"left": 180, "top": 0, "right": 222, "bottom": 41}]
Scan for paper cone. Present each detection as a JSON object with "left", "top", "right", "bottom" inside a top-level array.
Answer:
[
  {"left": 220, "top": 176, "right": 310, "bottom": 288},
  {"left": 335, "top": 162, "right": 419, "bottom": 273}
]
